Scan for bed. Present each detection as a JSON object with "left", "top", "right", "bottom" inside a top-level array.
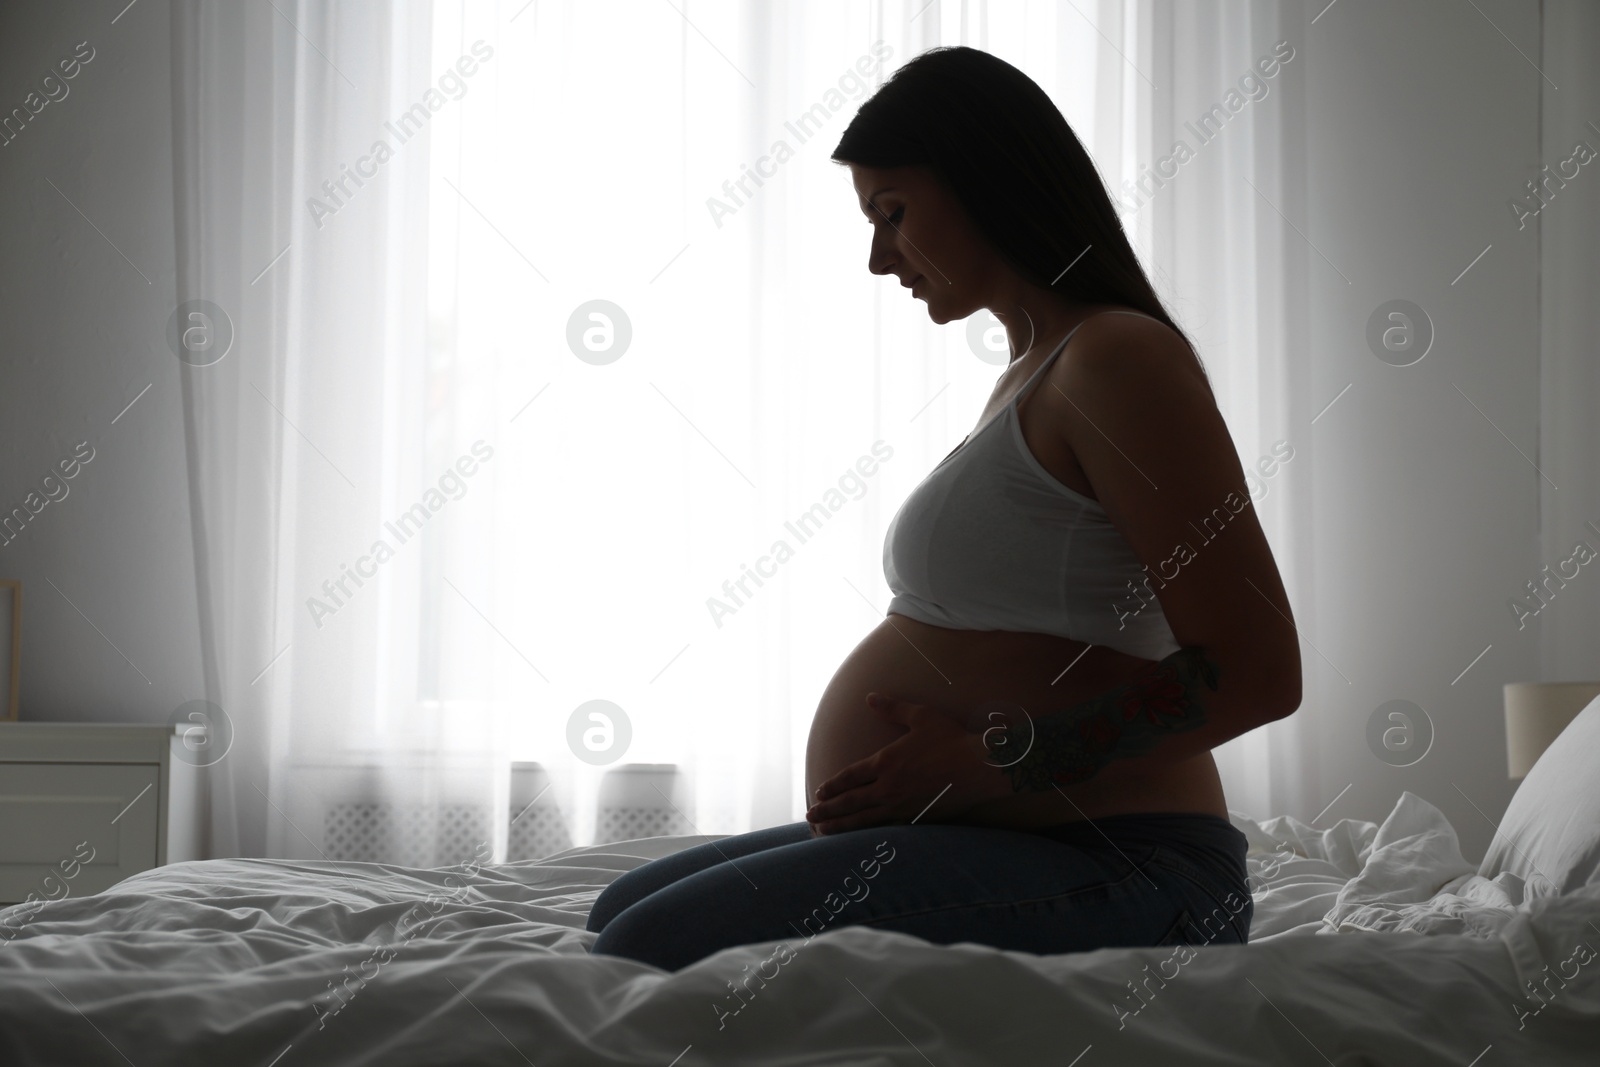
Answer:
[{"left": 4, "top": 704, "right": 1600, "bottom": 1065}]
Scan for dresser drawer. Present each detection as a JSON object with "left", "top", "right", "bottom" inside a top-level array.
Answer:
[{"left": 0, "top": 763, "right": 161, "bottom": 904}]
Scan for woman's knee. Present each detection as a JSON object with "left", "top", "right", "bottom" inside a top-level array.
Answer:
[
  {"left": 589, "top": 863, "right": 781, "bottom": 971},
  {"left": 588, "top": 895, "right": 695, "bottom": 970},
  {"left": 587, "top": 824, "right": 812, "bottom": 935},
  {"left": 586, "top": 868, "right": 657, "bottom": 933}
]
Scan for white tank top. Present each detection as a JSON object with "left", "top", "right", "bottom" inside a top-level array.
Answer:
[{"left": 882, "top": 311, "right": 1181, "bottom": 660}]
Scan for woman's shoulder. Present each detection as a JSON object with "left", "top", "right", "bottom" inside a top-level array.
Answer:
[
  {"left": 1059, "top": 305, "right": 1206, "bottom": 390},
  {"left": 1073, "top": 304, "right": 1187, "bottom": 345}
]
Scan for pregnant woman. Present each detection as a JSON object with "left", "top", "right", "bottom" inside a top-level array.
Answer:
[{"left": 588, "top": 46, "right": 1302, "bottom": 972}]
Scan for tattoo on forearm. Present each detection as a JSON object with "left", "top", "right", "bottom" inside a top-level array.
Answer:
[{"left": 988, "top": 647, "right": 1219, "bottom": 792}]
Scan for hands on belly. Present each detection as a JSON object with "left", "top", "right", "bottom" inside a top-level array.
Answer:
[
  {"left": 805, "top": 693, "right": 1020, "bottom": 835},
  {"left": 802, "top": 619, "right": 1168, "bottom": 834}
]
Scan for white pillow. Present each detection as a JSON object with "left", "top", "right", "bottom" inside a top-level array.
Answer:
[{"left": 1478, "top": 692, "right": 1600, "bottom": 896}]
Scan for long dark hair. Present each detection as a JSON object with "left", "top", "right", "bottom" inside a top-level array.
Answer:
[{"left": 832, "top": 45, "right": 1202, "bottom": 373}]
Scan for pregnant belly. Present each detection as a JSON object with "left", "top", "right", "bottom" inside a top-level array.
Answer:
[{"left": 803, "top": 615, "right": 1227, "bottom": 829}]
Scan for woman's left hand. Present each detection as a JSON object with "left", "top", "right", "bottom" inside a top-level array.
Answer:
[{"left": 805, "top": 694, "right": 1017, "bottom": 835}]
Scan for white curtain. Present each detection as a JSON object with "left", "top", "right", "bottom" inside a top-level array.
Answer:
[
  {"left": 172, "top": 0, "right": 1315, "bottom": 862},
  {"left": 1128, "top": 0, "right": 1318, "bottom": 819},
  {"left": 172, "top": 0, "right": 463, "bottom": 860}
]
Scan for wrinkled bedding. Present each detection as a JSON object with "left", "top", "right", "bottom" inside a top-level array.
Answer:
[
  {"left": 0, "top": 793, "right": 1595, "bottom": 1065},
  {"left": 1237, "top": 790, "right": 1538, "bottom": 939}
]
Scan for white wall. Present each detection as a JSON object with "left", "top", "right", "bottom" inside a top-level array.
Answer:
[
  {"left": 0, "top": 0, "right": 204, "bottom": 724},
  {"left": 1295, "top": 0, "right": 1596, "bottom": 860},
  {"left": 1539, "top": 0, "right": 1600, "bottom": 684}
]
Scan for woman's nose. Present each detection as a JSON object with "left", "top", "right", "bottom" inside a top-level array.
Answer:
[{"left": 867, "top": 231, "right": 896, "bottom": 277}]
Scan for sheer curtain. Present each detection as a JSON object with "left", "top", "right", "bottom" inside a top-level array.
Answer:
[
  {"left": 1127, "top": 0, "right": 1317, "bottom": 819},
  {"left": 172, "top": 0, "right": 1314, "bottom": 862},
  {"left": 171, "top": 0, "right": 474, "bottom": 860}
]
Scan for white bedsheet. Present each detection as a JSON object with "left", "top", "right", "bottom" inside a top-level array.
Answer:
[
  {"left": 1235, "top": 790, "right": 1536, "bottom": 940},
  {"left": 0, "top": 795, "right": 1596, "bottom": 1065}
]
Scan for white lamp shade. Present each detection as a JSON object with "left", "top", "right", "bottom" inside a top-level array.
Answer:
[{"left": 1504, "top": 682, "right": 1600, "bottom": 778}]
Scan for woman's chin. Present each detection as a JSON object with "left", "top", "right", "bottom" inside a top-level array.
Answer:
[{"left": 920, "top": 294, "right": 977, "bottom": 326}]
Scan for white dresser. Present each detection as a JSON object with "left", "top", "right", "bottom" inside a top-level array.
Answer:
[{"left": 0, "top": 723, "right": 201, "bottom": 906}]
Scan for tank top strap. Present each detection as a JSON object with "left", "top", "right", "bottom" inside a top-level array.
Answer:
[{"left": 1012, "top": 309, "right": 1161, "bottom": 407}]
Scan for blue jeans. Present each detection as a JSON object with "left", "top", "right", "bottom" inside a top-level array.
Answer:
[{"left": 587, "top": 812, "right": 1252, "bottom": 971}]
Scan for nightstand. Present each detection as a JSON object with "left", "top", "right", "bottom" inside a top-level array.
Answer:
[{"left": 0, "top": 723, "right": 202, "bottom": 905}]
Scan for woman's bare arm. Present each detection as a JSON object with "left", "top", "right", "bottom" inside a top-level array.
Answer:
[{"left": 993, "top": 312, "right": 1303, "bottom": 786}]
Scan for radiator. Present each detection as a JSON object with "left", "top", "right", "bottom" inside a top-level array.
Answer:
[{"left": 304, "top": 761, "right": 688, "bottom": 865}]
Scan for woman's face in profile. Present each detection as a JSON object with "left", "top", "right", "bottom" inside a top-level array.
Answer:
[{"left": 849, "top": 163, "right": 1000, "bottom": 326}]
